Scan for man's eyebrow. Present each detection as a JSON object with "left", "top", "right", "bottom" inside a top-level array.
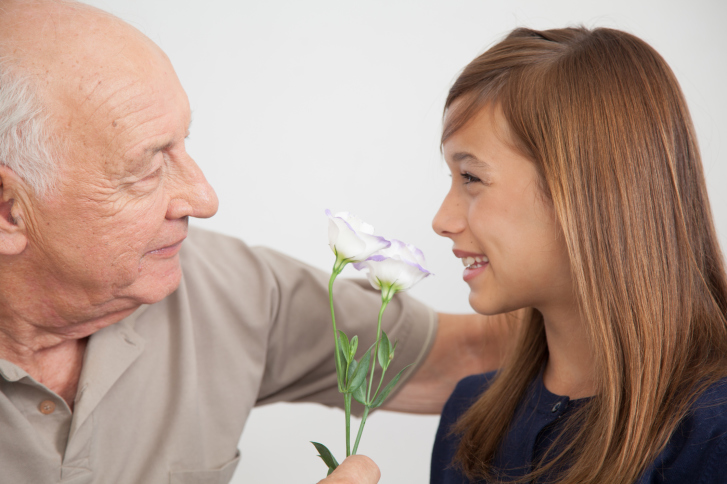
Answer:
[
  {"left": 145, "top": 140, "right": 174, "bottom": 155},
  {"left": 452, "top": 151, "right": 490, "bottom": 169},
  {"left": 143, "top": 118, "right": 193, "bottom": 155}
]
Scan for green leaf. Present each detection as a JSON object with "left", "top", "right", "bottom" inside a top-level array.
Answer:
[
  {"left": 334, "top": 356, "right": 344, "bottom": 392},
  {"left": 352, "top": 379, "right": 368, "bottom": 405},
  {"left": 348, "top": 347, "right": 371, "bottom": 393},
  {"left": 377, "top": 331, "right": 392, "bottom": 370},
  {"left": 338, "top": 330, "right": 351, "bottom": 364},
  {"left": 346, "top": 358, "right": 358, "bottom": 389},
  {"left": 390, "top": 340, "right": 398, "bottom": 361},
  {"left": 311, "top": 441, "right": 339, "bottom": 475},
  {"left": 370, "top": 364, "right": 411, "bottom": 408},
  {"left": 349, "top": 335, "right": 359, "bottom": 361}
]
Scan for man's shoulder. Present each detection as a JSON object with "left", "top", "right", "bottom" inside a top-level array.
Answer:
[
  {"left": 178, "top": 227, "right": 279, "bottom": 297},
  {"left": 179, "top": 227, "right": 333, "bottom": 303},
  {"left": 184, "top": 226, "right": 308, "bottom": 268}
]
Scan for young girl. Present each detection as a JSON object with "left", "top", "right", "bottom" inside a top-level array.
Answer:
[{"left": 430, "top": 27, "right": 727, "bottom": 483}]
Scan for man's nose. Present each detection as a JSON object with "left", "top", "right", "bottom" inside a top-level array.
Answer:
[
  {"left": 166, "top": 155, "right": 219, "bottom": 220},
  {"left": 432, "top": 188, "right": 465, "bottom": 238}
]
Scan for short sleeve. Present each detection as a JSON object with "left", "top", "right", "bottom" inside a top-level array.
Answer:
[{"left": 252, "top": 246, "right": 437, "bottom": 411}]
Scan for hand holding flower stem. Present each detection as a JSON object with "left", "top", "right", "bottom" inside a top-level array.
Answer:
[
  {"left": 313, "top": 211, "right": 431, "bottom": 477},
  {"left": 324, "top": 210, "right": 389, "bottom": 457}
]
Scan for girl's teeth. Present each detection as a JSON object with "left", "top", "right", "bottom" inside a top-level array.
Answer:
[{"left": 461, "top": 255, "right": 489, "bottom": 267}]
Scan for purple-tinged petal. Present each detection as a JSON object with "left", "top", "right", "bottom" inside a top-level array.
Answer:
[{"left": 326, "top": 210, "right": 390, "bottom": 262}]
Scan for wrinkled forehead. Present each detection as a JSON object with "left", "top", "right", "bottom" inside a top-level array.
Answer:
[
  {"left": 0, "top": 1, "right": 188, "bottom": 175},
  {"left": 0, "top": 0, "right": 171, "bottom": 112}
]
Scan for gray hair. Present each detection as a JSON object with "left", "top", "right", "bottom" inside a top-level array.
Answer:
[{"left": 0, "top": 61, "right": 58, "bottom": 195}]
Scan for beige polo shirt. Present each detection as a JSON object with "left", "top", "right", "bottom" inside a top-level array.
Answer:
[{"left": 0, "top": 227, "right": 437, "bottom": 483}]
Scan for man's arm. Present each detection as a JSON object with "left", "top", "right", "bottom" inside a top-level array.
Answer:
[{"left": 384, "top": 310, "right": 524, "bottom": 414}]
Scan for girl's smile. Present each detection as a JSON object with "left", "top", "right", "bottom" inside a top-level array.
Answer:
[{"left": 453, "top": 250, "right": 489, "bottom": 281}]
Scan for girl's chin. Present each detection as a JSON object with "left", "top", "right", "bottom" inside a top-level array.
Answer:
[
  {"left": 468, "top": 294, "right": 499, "bottom": 316},
  {"left": 467, "top": 290, "right": 522, "bottom": 317}
]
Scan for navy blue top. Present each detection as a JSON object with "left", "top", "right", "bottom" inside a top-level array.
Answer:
[{"left": 431, "top": 372, "right": 727, "bottom": 483}]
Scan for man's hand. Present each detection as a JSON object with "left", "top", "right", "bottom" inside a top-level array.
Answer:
[
  {"left": 317, "top": 455, "right": 380, "bottom": 484},
  {"left": 385, "top": 310, "right": 525, "bottom": 414}
]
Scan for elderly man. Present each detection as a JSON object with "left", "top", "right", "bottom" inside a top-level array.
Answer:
[{"left": 0, "top": 1, "right": 510, "bottom": 482}]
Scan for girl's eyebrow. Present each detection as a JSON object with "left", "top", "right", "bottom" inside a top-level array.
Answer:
[{"left": 452, "top": 151, "right": 491, "bottom": 169}]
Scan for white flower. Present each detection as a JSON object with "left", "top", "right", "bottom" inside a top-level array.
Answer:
[
  {"left": 353, "top": 239, "right": 432, "bottom": 296},
  {"left": 326, "top": 209, "right": 390, "bottom": 263}
]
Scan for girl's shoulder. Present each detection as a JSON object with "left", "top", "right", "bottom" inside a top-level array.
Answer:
[
  {"left": 686, "top": 376, "right": 727, "bottom": 441},
  {"left": 640, "top": 377, "right": 727, "bottom": 483},
  {"left": 443, "top": 371, "right": 497, "bottom": 418},
  {"left": 431, "top": 372, "right": 497, "bottom": 484},
  {"left": 452, "top": 371, "right": 497, "bottom": 396},
  {"left": 693, "top": 376, "right": 727, "bottom": 408}
]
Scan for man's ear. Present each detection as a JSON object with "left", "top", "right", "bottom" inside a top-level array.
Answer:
[{"left": 0, "top": 165, "right": 29, "bottom": 255}]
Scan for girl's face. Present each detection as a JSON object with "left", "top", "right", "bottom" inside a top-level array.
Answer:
[{"left": 433, "top": 104, "right": 574, "bottom": 317}]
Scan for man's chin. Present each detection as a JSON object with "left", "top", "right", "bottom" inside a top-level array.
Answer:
[{"left": 129, "top": 262, "right": 183, "bottom": 305}]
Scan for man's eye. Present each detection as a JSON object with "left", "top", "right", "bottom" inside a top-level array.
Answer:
[
  {"left": 140, "top": 167, "right": 162, "bottom": 182},
  {"left": 460, "top": 172, "right": 481, "bottom": 184}
]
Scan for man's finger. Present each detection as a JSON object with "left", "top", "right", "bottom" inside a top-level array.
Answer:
[{"left": 317, "top": 455, "right": 381, "bottom": 484}]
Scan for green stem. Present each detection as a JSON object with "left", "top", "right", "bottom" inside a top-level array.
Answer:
[
  {"left": 329, "top": 257, "right": 350, "bottom": 460},
  {"left": 352, "top": 405, "right": 370, "bottom": 455},
  {"left": 328, "top": 261, "right": 346, "bottom": 391},
  {"left": 344, "top": 393, "right": 352, "bottom": 457},
  {"left": 366, "top": 296, "right": 389, "bottom": 402}
]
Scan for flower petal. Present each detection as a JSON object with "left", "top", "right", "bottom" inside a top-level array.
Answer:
[
  {"left": 328, "top": 214, "right": 366, "bottom": 259},
  {"left": 353, "top": 239, "right": 432, "bottom": 293},
  {"left": 326, "top": 210, "right": 390, "bottom": 262}
]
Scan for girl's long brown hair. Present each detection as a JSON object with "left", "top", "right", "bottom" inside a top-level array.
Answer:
[{"left": 444, "top": 27, "right": 727, "bottom": 483}]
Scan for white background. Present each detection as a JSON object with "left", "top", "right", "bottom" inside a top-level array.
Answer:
[{"left": 82, "top": 1, "right": 727, "bottom": 482}]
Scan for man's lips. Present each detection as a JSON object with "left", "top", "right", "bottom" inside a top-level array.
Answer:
[{"left": 148, "top": 236, "right": 186, "bottom": 256}]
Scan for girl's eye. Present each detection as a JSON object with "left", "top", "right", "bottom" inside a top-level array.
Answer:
[{"left": 460, "top": 172, "right": 481, "bottom": 184}]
